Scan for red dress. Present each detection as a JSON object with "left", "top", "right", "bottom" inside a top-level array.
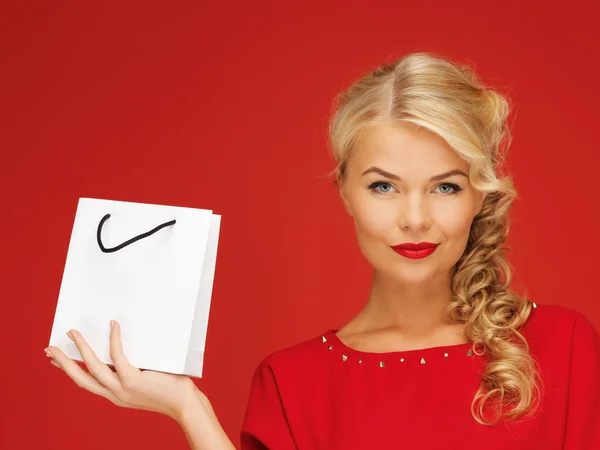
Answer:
[{"left": 240, "top": 305, "right": 600, "bottom": 449}]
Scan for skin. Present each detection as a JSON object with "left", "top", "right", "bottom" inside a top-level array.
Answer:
[
  {"left": 43, "top": 119, "right": 484, "bottom": 449},
  {"left": 336, "top": 120, "right": 484, "bottom": 351},
  {"left": 45, "top": 323, "right": 234, "bottom": 449}
]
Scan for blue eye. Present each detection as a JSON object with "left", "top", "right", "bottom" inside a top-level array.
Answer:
[
  {"left": 367, "top": 181, "right": 463, "bottom": 195},
  {"left": 368, "top": 181, "right": 395, "bottom": 194},
  {"left": 434, "top": 183, "right": 462, "bottom": 195}
]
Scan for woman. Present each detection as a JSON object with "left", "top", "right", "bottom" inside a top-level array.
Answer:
[{"left": 45, "top": 52, "right": 600, "bottom": 449}]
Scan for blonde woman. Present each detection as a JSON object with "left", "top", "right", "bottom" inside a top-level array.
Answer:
[{"left": 45, "top": 52, "right": 600, "bottom": 449}]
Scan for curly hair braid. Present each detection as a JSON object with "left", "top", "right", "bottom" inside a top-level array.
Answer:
[{"left": 450, "top": 188, "right": 541, "bottom": 424}]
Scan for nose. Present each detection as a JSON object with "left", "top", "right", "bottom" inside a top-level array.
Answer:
[{"left": 398, "top": 192, "right": 431, "bottom": 231}]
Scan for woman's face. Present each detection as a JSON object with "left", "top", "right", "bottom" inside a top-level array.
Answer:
[{"left": 339, "top": 121, "right": 485, "bottom": 284}]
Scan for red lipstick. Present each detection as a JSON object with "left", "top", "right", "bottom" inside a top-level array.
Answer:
[{"left": 391, "top": 242, "right": 439, "bottom": 259}]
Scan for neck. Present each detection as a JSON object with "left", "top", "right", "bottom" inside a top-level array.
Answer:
[{"left": 351, "top": 269, "right": 456, "bottom": 338}]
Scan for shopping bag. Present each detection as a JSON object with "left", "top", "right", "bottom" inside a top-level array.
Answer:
[{"left": 48, "top": 197, "right": 221, "bottom": 378}]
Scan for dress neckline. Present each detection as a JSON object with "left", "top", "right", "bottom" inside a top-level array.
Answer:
[
  {"left": 324, "top": 328, "right": 475, "bottom": 359},
  {"left": 320, "top": 302, "right": 540, "bottom": 366}
]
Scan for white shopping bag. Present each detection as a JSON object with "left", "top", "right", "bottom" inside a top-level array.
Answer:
[{"left": 48, "top": 197, "right": 221, "bottom": 378}]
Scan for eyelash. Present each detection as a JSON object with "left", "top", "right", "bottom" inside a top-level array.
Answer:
[{"left": 367, "top": 181, "right": 463, "bottom": 196}]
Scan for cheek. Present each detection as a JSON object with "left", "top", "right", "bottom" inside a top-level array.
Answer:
[
  {"left": 432, "top": 200, "right": 475, "bottom": 252},
  {"left": 349, "top": 196, "right": 398, "bottom": 267},
  {"left": 352, "top": 196, "right": 397, "bottom": 239}
]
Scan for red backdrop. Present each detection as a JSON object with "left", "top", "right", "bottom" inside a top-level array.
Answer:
[{"left": 2, "top": 1, "right": 599, "bottom": 448}]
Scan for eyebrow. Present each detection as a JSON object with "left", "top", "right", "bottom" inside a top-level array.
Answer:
[{"left": 361, "top": 167, "right": 469, "bottom": 182}]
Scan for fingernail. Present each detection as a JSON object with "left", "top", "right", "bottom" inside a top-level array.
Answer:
[
  {"left": 110, "top": 320, "right": 115, "bottom": 330},
  {"left": 66, "top": 330, "right": 74, "bottom": 341},
  {"left": 50, "top": 360, "right": 61, "bottom": 368},
  {"left": 45, "top": 348, "right": 54, "bottom": 358}
]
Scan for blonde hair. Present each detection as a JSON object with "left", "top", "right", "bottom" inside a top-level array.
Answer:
[{"left": 328, "top": 52, "right": 541, "bottom": 425}]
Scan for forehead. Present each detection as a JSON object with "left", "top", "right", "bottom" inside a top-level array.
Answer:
[{"left": 349, "top": 122, "right": 469, "bottom": 177}]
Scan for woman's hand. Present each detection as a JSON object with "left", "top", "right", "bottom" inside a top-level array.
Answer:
[{"left": 44, "top": 320, "right": 204, "bottom": 423}]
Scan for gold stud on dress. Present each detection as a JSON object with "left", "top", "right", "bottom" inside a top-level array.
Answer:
[
  {"left": 379, "top": 361, "right": 385, "bottom": 368},
  {"left": 341, "top": 354, "right": 348, "bottom": 362},
  {"left": 322, "top": 336, "right": 327, "bottom": 343},
  {"left": 466, "top": 349, "right": 473, "bottom": 356},
  {"left": 533, "top": 302, "right": 538, "bottom": 309},
  {"left": 444, "top": 353, "right": 449, "bottom": 358},
  {"left": 328, "top": 345, "right": 334, "bottom": 351},
  {"left": 400, "top": 358, "right": 405, "bottom": 363},
  {"left": 420, "top": 358, "right": 426, "bottom": 364},
  {"left": 357, "top": 359, "right": 363, "bottom": 364}
]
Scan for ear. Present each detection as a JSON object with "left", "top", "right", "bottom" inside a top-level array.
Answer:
[
  {"left": 338, "top": 177, "right": 354, "bottom": 217},
  {"left": 474, "top": 190, "right": 485, "bottom": 217}
]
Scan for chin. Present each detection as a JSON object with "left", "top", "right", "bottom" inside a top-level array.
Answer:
[{"left": 386, "top": 262, "right": 440, "bottom": 285}]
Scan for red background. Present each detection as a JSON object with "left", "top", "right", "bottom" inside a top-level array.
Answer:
[{"left": 2, "top": 1, "right": 599, "bottom": 448}]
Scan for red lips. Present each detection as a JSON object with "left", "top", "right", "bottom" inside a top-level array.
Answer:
[{"left": 391, "top": 242, "right": 439, "bottom": 259}]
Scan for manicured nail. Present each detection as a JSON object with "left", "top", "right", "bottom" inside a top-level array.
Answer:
[
  {"left": 50, "top": 360, "right": 61, "bottom": 368},
  {"left": 45, "top": 348, "right": 53, "bottom": 358},
  {"left": 66, "top": 330, "right": 74, "bottom": 341},
  {"left": 110, "top": 320, "right": 115, "bottom": 329}
]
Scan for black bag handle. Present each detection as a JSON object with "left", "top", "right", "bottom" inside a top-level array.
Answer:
[{"left": 97, "top": 213, "right": 176, "bottom": 253}]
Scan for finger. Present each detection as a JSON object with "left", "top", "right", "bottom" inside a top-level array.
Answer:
[
  {"left": 47, "top": 346, "right": 125, "bottom": 406},
  {"left": 67, "top": 329, "right": 120, "bottom": 392},
  {"left": 109, "top": 320, "right": 140, "bottom": 380}
]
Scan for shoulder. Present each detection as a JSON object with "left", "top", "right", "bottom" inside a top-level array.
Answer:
[
  {"left": 525, "top": 303, "right": 594, "bottom": 332},
  {"left": 523, "top": 303, "right": 599, "bottom": 354},
  {"left": 251, "top": 330, "right": 329, "bottom": 378}
]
